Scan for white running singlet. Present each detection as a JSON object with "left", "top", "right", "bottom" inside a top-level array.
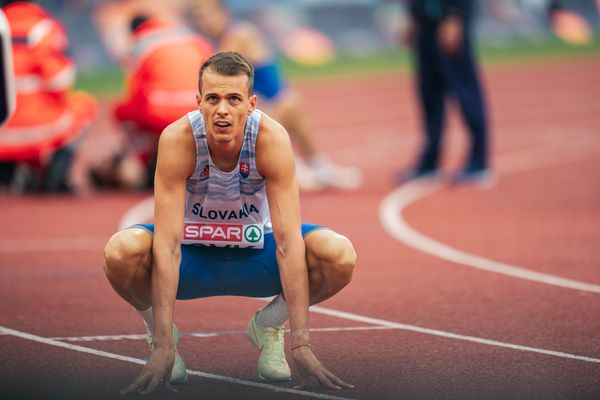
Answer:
[{"left": 182, "top": 109, "right": 271, "bottom": 248}]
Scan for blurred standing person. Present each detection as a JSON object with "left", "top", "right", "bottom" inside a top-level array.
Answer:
[
  {"left": 0, "top": 0, "right": 98, "bottom": 194},
  {"left": 399, "top": 0, "right": 490, "bottom": 184},
  {"left": 191, "top": 0, "right": 362, "bottom": 191},
  {"left": 91, "top": 15, "right": 213, "bottom": 190}
]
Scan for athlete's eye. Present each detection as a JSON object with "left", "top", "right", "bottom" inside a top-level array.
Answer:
[
  {"left": 206, "top": 95, "right": 218, "bottom": 102},
  {"left": 229, "top": 96, "right": 241, "bottom": 103}
]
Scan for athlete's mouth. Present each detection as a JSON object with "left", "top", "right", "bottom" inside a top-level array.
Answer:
[{"left": 215, "top": 120, "right": 231, "bottom": 128}]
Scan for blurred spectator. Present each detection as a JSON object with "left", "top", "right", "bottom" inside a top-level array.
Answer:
[
  {"left": 93, "top": 0, "right": 189, "bottom": 65},
  {"left": 191, "top": 0, "right": 363, "bottom": 191},
  {"left": 399, "top": 0, "right": 491, "bottom": 185},
  {"left": 0, "top": 0, "right": 98, "bottom": 194},
  {"left": 91, "top": 15, "right": 213, "bottom": 190}
]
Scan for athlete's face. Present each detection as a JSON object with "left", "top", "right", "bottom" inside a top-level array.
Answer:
[{"left": 197, "top": 68, "right": 256, "bottom": 145}]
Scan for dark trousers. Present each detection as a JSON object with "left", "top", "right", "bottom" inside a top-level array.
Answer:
[{"left": 414, "top": 22, "right": 488, "bottom": 171}]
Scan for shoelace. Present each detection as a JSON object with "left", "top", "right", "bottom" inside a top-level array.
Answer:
[{"left": 263, "top": 326, "right": 286, "bottom": 364}]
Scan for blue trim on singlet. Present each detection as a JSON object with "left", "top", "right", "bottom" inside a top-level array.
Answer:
[
  {"left": 133, "top": 223, "right": 325, "bottom": 299},
  {"left": 253, "top": 61, "right": 286, "bottom": 100}
]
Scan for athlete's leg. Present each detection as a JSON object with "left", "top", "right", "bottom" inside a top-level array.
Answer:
[
  {"left": 102, "top": 225, "right": 188, "bottom": 383},
  {"left": 103, "top": 227, "right": 153, "bottom": 310},
  {"left": 247, "top": 227, "right": 356, "bottom": 381},
  {"left": 304, "top": 228, "right": 356, "bottom": 305},
  {"left": 254, "top": 226, "right": 356, "bottom": 321}
]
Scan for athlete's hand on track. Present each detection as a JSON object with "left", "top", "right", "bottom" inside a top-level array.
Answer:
[
  {"left": 292, "top": 346, "right": 354, "bottom": 391},
  {"left": 120, "top": 347, "right": 177, "bottom": 395}
]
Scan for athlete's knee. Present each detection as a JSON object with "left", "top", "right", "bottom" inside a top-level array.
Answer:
[
  {"left": 103, "top": 228, "right": 152, "bottom": 278},
  {"left": 308, "top": 231, "right": 356, "bottom": 287},
  {"left": 330, "top": 235, "right": 356, "bottom": 287}
]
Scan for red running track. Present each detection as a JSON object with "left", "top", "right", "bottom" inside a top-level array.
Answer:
[{"left": 0, "top": 55, "right": 599, "bottom": 400}]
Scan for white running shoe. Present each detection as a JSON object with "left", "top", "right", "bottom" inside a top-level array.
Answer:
[{"left": 246, "top": 313, "right": 291, "bottom": 381}]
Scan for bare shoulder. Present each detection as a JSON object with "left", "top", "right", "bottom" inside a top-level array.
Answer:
[
  {"left": 157, "top": 115, "right": 196, "bottom": 178},
  {"left": 257, "top": 111, "right": 290, "bottom": 148},
  {"left": 256, "top": 112, "right": 293, "bottom": 177},
  {"left": 159, "top": 115, "right": 193, "bottom": 145}
]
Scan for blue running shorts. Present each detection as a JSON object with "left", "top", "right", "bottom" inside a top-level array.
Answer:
[{"left": 134, "top": 223, "right": 325, "bottom": 300}]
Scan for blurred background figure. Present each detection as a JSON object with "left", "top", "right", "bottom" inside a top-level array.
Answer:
[
  {"left": 0, "top": 7, "right": 15, "bottom": 127},
  {"left": 398, "top": 0, "right": 490, "bottom": 185},
  {"left": 93, "top": 0, "right": 189, "bottom": 66},
  {"left": 191, "top": 0, "right": 363, "bottom": 191},
  {"left": 90, "top": 14, "right": 213, "bottom": 190},
  {"left": 0, "top": 0, "right": 97, "bottom": 195}
]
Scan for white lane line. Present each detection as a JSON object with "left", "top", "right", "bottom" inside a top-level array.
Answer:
[
  {"left": 51, "top": 333, "right": 148, "bottom": 342},
  {"left": 118, "top": 196, "right": 154, "bottom": 230},
  {"left": 379, "top": 141, "right": 600, "bottom": 294},
  {"left": 308, "top": 306, "right": 600, "bottom": 364},
  {"left": 52, "top": 326, "right": 393, "bottom": 342},
  {"left": 0, "top": 325, "right": 355, "bottom": 400},
  {"left": 0, "top": 237, "right": 106, "bottom": 252}
]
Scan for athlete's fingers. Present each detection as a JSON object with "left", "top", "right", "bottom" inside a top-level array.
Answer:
[
  {"left": 163, "top": 380, "right": 178, "bottom": 393},
  {"left": 120, "top": 370, "right": 150, "bottom": 394},
  {"left": 139, "top": 375, "right": 162, "bottom": 395},
  {"left": 324, "top": 369, "right": 354, "bottom": 389},
  {"left": 315, "top": 371, "right": 341, "bottom": 390},
  {"left": 163, "top": 368, "right": 177, "bottom": 393},
  {"left": 292, "top": 370, "right": 309, "bottom": 390}
]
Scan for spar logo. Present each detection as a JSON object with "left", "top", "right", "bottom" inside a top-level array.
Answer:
[
  {"left": 244, "top": 224, "right": 262, "bottom": 243},
  {"left": 184, "top": 223, "right": 243, "bottom": 242}
]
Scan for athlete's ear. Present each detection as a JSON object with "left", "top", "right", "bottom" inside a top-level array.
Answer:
[
  {"left": 196, "top": 93, "right": 202, "bottom": 108},
  {"left": 248, "top": 95, "right": 257, "bottom": 115}
]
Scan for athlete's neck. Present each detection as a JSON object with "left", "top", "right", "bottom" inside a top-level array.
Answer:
[{"left": 207, "top": 138, "right": 242, "bottom": 172}]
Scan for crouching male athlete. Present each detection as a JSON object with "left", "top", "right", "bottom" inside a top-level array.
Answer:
[{"left": 103, "top": 51, "right": 356, "bottom": 394}]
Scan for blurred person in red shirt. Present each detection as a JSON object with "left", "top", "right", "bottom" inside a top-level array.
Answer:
[
  {"left": 0, "top": 0, "right": 98, "bottom": 194},
  {"left": 91, "top": 15, "right": 213, "bottom": 190},
  {"left": 94, "top": 0, "right": 189, "bottom": 65}
]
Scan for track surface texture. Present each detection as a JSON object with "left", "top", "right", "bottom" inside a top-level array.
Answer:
[{"left": 1, "top": 55, "right": 599, "bottom": 400}]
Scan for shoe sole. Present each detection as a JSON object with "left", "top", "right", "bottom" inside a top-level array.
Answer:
[{"left": 258, "top": 373, "right": 292, "bottom": 382}]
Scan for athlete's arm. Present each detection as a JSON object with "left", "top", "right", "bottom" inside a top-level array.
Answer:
[
  {"left": 257, "top": 115, "right": 346, "bottom": 390},
  {"left": 256, "top": 115, "right": 307, "bottom": 343},
  {"left": 122, "top": 116, "right": 196, "bottom": 395}
]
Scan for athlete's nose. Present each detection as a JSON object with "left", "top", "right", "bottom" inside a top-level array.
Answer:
[{"left": 216, "top": 99, "right": 228, "bottom": 116}]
